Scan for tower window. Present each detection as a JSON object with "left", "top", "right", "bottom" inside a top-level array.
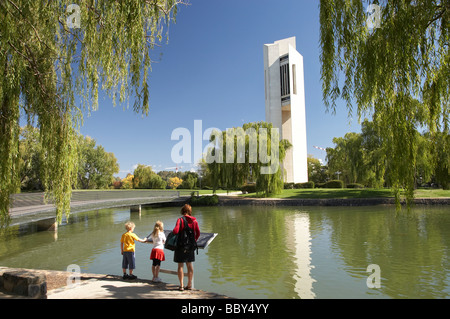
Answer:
[
  {"left": 292, "top": 64, "right": 297, "bottom": 95},
  {"left": 265, "top": 70, "right": 267, "bottom": 100},
  {"left": 280, "top": 62, "right": 290, "bottom": 97}
]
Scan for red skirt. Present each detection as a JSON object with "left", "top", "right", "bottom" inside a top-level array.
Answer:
[{"left": 150, "top": 248, "right": 165, "bottom": 261}]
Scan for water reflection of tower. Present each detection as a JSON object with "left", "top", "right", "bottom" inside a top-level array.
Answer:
[{"left": 286, "top": 212, "right": 316, "bottom": 298}]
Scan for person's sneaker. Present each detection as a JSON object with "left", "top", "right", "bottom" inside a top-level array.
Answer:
[
  {"left": 128, "top": 274, "right": 137, "bottom": 280},
  {"left": 123, "top": 274, "right": 129, "bottom": 279}
]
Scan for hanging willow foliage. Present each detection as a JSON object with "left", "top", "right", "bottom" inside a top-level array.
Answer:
[
  {"left": 319, "top": 0, "right": 449, "bottom": 207},
  {"left": 0, "top": 0, "right": 184, "bottom": 225},
  {"left": 206, "top": 122, "right": 291, "bottom": 197}
]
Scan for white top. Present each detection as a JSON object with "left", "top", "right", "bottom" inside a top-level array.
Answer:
[{"left": 150, "top": 232, "right": 166, "bottom": 250}]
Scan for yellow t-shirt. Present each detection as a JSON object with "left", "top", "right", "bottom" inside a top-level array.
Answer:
[{"left": 121, "top": 231, "right": 139, "bottom": 252}]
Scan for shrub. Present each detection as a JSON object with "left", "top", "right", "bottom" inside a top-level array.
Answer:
[
  {"left": 112, "top": 180, "right": 122, "bottom": 189},
  {"left": 121, "top": 174, "right": 134, "bottom": 189},
  {"left": 347, "top": 183, "right": 364, "bottom": 189},
  {"left": 305, "top": 181, "right": 315, "bottom": 188},
  {"left": 294, "top": 181, "right": 315, "bottom": 189},
  {"left": 189, "top": 194, "right": 219, "bottom": 206},
  {"left": 323, "top": 180, "right": 344, "bottom": 188},
  {"left": 284, "top": 182, "right": 295, "bottom": 189},
  {"left": 241, "top": 183, "right": 256, "bottom": 194},
  {"left": 168, "top": 177, "right": 183, "bottom": 189}
]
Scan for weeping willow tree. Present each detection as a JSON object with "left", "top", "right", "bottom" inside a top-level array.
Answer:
[
  {"left": 0, "top": 0, "right": 184, "bottom": 226},
  {"left": 206, "top": 122, "right": 291, "bottom": 197},
  {"left": 319, "top": 0, "right": 449, "bottom": 207}
]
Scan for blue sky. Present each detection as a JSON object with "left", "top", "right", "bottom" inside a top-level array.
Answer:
[{"left": 79, "top": 0, "right": 364, "bottom": 178}]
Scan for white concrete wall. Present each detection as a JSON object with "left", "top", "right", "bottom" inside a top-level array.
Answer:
[
  {"left": 274, "top": 37, "right": 296, "bottom": 56},
  {"left": 264, "top": 37, "right": 308, "bottom": 183},
  {"left": 288, "top": 45, "right": 308, "bottom": 183},
  {"left": 264, "top": 43, "right": 282, "bottom": 131}
]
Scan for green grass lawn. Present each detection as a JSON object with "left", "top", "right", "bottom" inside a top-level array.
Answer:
[
  {"left": 61, "top": 187, "right": 450, "bottom": 199},
  {"left": 239, "top": 188, "right": 450, "bottom": 199},
  {"left": 414, "top": 189, "right": 450, "bottom": 198}
]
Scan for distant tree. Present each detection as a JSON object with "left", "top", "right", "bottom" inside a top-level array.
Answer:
[
  {"left": 415, "top": 133, "right": 435, "bottom": 187},
  {"left": 206, "top": 121, "right": 291, "bottom": 196},
  {"left": 19, "top": 126, "right": 43, "bottom": 191},
  {"left": 326, "top": 119, "right": 446, "bottom": 189},
  {"left": 112, "top": 177, "right": 122, "bottom": 189},
  {"left": 327, "top": 132, "right": 365, "bottom": 185},
  {"left": 196, "top": 158, "right": 213, "bottom": 189},
  {"left": 307, "top": 155, "right": 328, "bottom": 184},
  {"left": 77, "top": 136, "right": 119, "bottom": 189},
  {"left": 157, "top": 170, "right": 183, "bottom": 183},
  {"left": 18, "top": 128, "right": 119, "bottom": 191},
  {"left": 433, "top": 132, "right": 450, "bottom": 189},
  {"left": 168, "top": 176, "right": 183, "bottom": 189},
  {"left": 122, "top": 174, "right": 134, "bottom": 189},
  {"left": 360, "top": 119, "right": 386, "bottom": 188},
  {"left": 180, "top": 172, "right": 198, "bottom": 189},
  {"left": 133, "top": 164, "right": 166, "bottom": 189}
]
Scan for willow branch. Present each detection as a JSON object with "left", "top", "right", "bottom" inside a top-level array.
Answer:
[{"left": 3, "top": 0, "right": 56, "bottom": 55}]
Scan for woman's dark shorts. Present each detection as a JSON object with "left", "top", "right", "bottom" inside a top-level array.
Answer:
[{"left": 174, "top": 248, "right": 195, "bottom": 263}]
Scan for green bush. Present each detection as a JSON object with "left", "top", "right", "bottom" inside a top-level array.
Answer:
[
  {"left": 347, "top": 183, "right": 364, "bottom": 189},
  {"left": 294, "top": 181, "right": 315, "bottom": 189},
  {"left": 284, "top": 182, "right": 295, "bottom": 189},
  {"left": 241, "top": 183, "right": 256, "bottom": 193},
  {"left": 323, "top": 180, "right": 344, "bottom": 188},
  {"left": 189, "top": 194, "right": 219, "bottom": 206},
  {"left": 305, "top": 181, "right": 315, "bottom": 188}
]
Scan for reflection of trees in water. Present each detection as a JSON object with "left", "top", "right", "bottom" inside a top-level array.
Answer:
[
  {"left": 201, "top": 206, "right": 307, "bottom": 298},
  {"left": 2, "top": 205, "right": 449, "bottom": 298},
  {"left": 202, "top": 206, "right": 450, "bottom": 298},
  {"left": 318, "top": 206, "right": 450, "bottom": 298},
  {"left": 0, "top": 209, "right": 122, "bottom": 271}
]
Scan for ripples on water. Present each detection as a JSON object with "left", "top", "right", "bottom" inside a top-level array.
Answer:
[{"left": 1, "top": 205, "right": 449, "bottom": 299}]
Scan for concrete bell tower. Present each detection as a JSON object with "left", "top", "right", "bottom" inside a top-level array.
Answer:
[{"left": 264, "top": 37, "right": 308, "bottom": 183}]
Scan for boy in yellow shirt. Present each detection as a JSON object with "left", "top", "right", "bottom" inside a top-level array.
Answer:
[{"left": 121, "top": 221, "right": 147, "bottom": 279}]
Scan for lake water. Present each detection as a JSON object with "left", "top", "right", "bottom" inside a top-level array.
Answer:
[{"left": 1, "top": 205, "right": 449, "bottom": 299}]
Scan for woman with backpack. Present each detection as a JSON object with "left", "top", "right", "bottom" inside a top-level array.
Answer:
[{"left": 172, "top": 204, "right": 200, "bottom": 291}]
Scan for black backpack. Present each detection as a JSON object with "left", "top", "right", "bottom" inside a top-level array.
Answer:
[{"left": 178, "top": 216, "right": 198, "bottom": 254}]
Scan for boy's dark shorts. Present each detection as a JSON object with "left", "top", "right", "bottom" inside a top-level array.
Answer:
[{"left": 122, "top": 251, "right": 136, "bottom": 270}]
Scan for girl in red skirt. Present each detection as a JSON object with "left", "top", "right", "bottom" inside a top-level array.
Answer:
[{"left": 149, "top": 220, "right": 166, "bottom": 282}]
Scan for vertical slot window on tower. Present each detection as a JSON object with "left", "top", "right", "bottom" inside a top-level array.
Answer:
[
  {"left": 292, "top": 64, "right": 297, "bottom": 95},
  {"left": 280, "top": 62, "right": 290, "bottom": 98},
  {"left": 265, "top": 70, "right": 268, "bottom": 100}
]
